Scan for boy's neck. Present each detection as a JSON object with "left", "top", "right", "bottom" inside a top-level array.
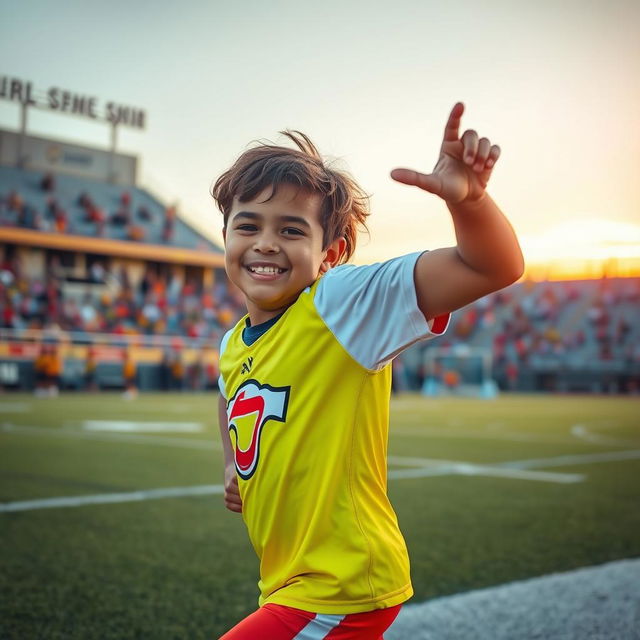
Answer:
[
  {"left": 247, "top": 303, "right": 292, "bottom": 327},
  {"left": 244, "top": 273, "right": 325, "bottom": 325}
]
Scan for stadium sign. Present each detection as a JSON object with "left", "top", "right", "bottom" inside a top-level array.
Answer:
[{"left": 0, "top": 75, "right": 146, "bottom": 129}]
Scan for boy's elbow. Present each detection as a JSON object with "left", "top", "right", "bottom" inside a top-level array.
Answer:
[
  {"left": 504, "top": 258, "right": 525, "bottom": 286},
  {"left": 492, "top": 257, "right": 524, "bottom": 289},
  {"left": 513, "top": 253, "right": 526, "bottom": 281},
  {"left": 502, "top": 244, "right": 525, "bottom": 283}
]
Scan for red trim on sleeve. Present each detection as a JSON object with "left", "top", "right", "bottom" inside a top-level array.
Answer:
[{"left": 430, "top": 313, "right": 450, "bottom": 335}]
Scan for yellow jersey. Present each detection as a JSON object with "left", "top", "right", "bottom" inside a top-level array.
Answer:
[{"left": 219, "top": 253, "right": 449, "bottom": 614}]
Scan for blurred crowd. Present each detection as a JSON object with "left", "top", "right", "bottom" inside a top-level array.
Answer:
[
  {"left": 0, "top": 254, "right": 245, "bottom": 339},
  {"left": 511, "top": 281, "right": 634, "bottom": 365},
  {"left": 3, "top": 250, "right": 639, "bottom": 368},
  {"left": 400, "top": 277, "right": 640, "bottom": 394},
  {"left": 0, "top": 173, "right": 176, "bottom": 243}
]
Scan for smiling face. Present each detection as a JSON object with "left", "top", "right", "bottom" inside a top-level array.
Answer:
[{"left": 224, "top": 183, "right": 346, "bottom": 325}]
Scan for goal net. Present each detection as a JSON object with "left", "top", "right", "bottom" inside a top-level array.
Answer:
[{"left": 421, "top": 344, "right": 498, "bottom": 398}]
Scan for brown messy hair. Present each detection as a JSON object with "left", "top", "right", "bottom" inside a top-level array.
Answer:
[{"left": 211, "top": 131, "right": 369, "bottom": 264}]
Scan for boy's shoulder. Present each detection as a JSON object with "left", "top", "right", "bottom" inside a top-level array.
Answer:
[
  {"left": 315, "top": 252, "right": 422, "bottom": 312},
  {"left": 314, "top": 252, "right": 448, "bottom": 370}
]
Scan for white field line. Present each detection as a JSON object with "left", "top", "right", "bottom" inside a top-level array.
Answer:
[
  {"left": 500, "top": 449, "right": 640, "bottom": 470},
  {"left": 3, "top": 427, "right": 640, "bottom": 513},
  {"left": 0, "top": 485, "right": 225, "bottom": 513},
  {"left": 0, "top": 462, "right": 586, "bottom": 514},
  {"left": 388, "top": 455, "right": 583, "bottom": 483},
  {"left": 82, "top": 420, "right": 203, "bottom": 433},
  {"left": 389, "top": 449, "right": 640, "bottom": 481},
  {"left": 388, "top": 464, "right": 583, "bottom": 484},
  {"left": 1, "top": 423, "right": 222, "bottom": 451},
  {"left": 571, "top": 423, "right": 640, "bottom": 447},
  {"left": 391, "top": 426, "right": 595, "bottom": 446}
]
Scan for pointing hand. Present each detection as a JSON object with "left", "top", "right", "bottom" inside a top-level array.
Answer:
[{"left": 390, "top": 102, "right": 501, "bottom": 204}]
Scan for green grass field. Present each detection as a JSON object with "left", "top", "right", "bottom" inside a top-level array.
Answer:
[{"left": 1, "top": 392, "right": 639, "bottom": 639}]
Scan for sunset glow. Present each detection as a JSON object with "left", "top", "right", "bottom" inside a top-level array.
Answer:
[{"left": 520, "top": 218, "right": 640, "bottom": 281}]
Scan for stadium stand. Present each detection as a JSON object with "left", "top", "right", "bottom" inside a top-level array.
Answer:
[
  {"left": 0, "top": 163, "right": 245, "bottom": 341},
  {"left": 0, "top": 164, "right": 214, "bottom": 248},
  {"left": 0, "top": 125, "right": 246, "bottom": 393},
  {"left": 0, "top": 250, "right": 241, "bottom": 337}
]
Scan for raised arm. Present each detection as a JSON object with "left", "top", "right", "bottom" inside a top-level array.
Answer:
[
  {"left": 391, "top": 102, "right": 524, "bottom": 322},
  {"left": 218, "top": 393, "right": 242, "bottom": 513}
]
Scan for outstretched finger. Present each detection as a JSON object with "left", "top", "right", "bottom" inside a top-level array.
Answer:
[
  {"left": 443, "top": 102, "right": 465, "bottom": 143},
  {"left": 390, "top": 168, "right": 441, "bottom": 195}
]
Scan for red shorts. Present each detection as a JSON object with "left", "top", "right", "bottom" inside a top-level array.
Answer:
[{"left": 219, "top": 603, "right": 401, "bottom": 640}]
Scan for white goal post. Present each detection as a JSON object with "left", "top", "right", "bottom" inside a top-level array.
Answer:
[{"left": 421, "top": 344, "right": 499, "bottom": 398}]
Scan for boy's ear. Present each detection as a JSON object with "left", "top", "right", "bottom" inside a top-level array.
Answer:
[
  {"left": 222, "top": 227, "right": 226, "bottom": 243},
  {"left": 319, "top": 237, "right": 347, "bottom": 274}
]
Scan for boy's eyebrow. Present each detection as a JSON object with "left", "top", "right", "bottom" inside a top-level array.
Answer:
[{"left": 233, "top": 211, "right": 312, "bottom": 229}]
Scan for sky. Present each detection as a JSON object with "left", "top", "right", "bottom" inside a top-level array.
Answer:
[{"left": 1, "top": 0, "right": 639, "bottom": 278}]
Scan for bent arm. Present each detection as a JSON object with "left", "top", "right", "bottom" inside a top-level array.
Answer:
[
  {"left": 415, "top": 193, "right": 524, "bottom": 321},
  {"left": 392, "top": 103, "right": 525, "bottom": 323}
]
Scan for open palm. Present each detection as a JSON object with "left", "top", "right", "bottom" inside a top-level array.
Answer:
[{"left": 391, "top": 102, "right": 501, "bottom": 204}]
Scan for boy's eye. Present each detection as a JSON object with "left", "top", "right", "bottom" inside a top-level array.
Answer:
[
  {"left": 236, "top": 224, "right": 258, "bottom": 232},
  {"left": 282, "top": 227, "right": 304, "bottom": 236}
]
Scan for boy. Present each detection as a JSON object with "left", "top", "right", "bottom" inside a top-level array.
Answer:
[{"left": 214, "top": 103, "right": 524, "bottom": 639}]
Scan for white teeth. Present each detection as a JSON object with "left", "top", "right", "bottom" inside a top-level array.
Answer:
[{"left": 248, "top": 266, "right": 283, "bottom": 274}]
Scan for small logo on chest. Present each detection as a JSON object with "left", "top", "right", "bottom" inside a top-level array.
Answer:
[{"left": 241, "top": 357, "right": 254, "bottom": 375}]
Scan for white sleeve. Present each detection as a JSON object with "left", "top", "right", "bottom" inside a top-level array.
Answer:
[
  {"left": 217, "top": 329, "right": 234, "bottom": 399},
  {"left": 314, "top": 251, "right": 450, "bottom": 370}
]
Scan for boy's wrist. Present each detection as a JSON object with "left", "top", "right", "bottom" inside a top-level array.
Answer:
[{"left": 446, "top": 191, "right": 489, "bottom": 212}]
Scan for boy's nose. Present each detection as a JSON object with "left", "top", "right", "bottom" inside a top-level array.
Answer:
[{"left": 253, "top": 234, "right": 280, "bottom": 253}]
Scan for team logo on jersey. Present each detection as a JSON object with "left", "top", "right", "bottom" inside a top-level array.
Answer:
[{"left": 226, "top": 379, "right": 290, "bottom": 480}]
